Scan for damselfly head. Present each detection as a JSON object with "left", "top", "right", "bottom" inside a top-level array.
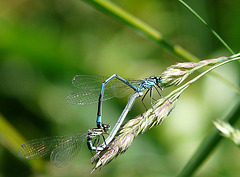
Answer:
[
  {"left": 157, "top": 77, "right": 163, "bottom": 84},
  {"left": 102, "top": 124, "right": 111, "bottom": 132},
  {"left": 149, "top": 76, "right": 163, "bottom": 85}
]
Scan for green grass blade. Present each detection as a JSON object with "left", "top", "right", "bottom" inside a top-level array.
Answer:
[
  {"left": 178, "top": 0, "right": 235, "bottom": 55},
  {"left": 83, "top": 0, "right": 200, "bottom": 62},
  {"left": 177, "top": 100, "right": 240, "bottom": 177},
  {"left": 0, "top": 113, "right": 45, "bottom": 172}
]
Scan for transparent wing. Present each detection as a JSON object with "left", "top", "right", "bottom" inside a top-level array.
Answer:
[
  {"left": 50, "top": 133, "right": 87, "bottom": 168},
  {"left": 18, "top": 132, "right": 87, "bottom": 167},
  {"left": 111, "top": 79, "right": 141, "bottom": 98},
  {"left": 66, "top": 88, "right": 113, "bottom": 105},
  {"left": 71, "top": 75, "right": 108, "bottom": 90},
  {"left": 67, "top": 75, "right": 113, "bottom": 105},
  {"left": 67, "top": 75, "right": 142, "bottom": 105},
  {"left": 18, "top": 136, "right": 64, "bottom": 160}
]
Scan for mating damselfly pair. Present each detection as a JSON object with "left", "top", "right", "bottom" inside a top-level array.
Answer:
[{"left": 18, "top": 74, "right": 164, "bottom": 167}]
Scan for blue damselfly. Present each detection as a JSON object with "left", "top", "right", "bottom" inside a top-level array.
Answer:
[
  {"left": 18, "top": 124, "right": 110, "bottom": 167},
  {"left": 67, "top": 74, "right": 164, "bottom": 128}
]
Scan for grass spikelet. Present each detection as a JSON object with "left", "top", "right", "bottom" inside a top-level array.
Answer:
[
  {"left": 213, "top": 120, "right": 240, "bottom": 147},
  {"left": 91, "top": 53, "right": 240, "bottom": 172}
]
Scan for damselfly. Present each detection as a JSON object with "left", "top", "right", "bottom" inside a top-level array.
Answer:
[
  {"left": 18, "top": 124, "right": 110, "bottom": 167},
  {"left": 66, "top": 74, "right": 164, "bottom": 127}
]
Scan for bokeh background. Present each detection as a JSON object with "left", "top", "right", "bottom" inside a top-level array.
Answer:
[{"left": 0, "top": 0, "right": 239, "bottom": 177}]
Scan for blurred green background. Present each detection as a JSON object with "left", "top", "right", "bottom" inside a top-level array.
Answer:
[{"left": 0, "top": 0, "right": 239, "bottom": 177}]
